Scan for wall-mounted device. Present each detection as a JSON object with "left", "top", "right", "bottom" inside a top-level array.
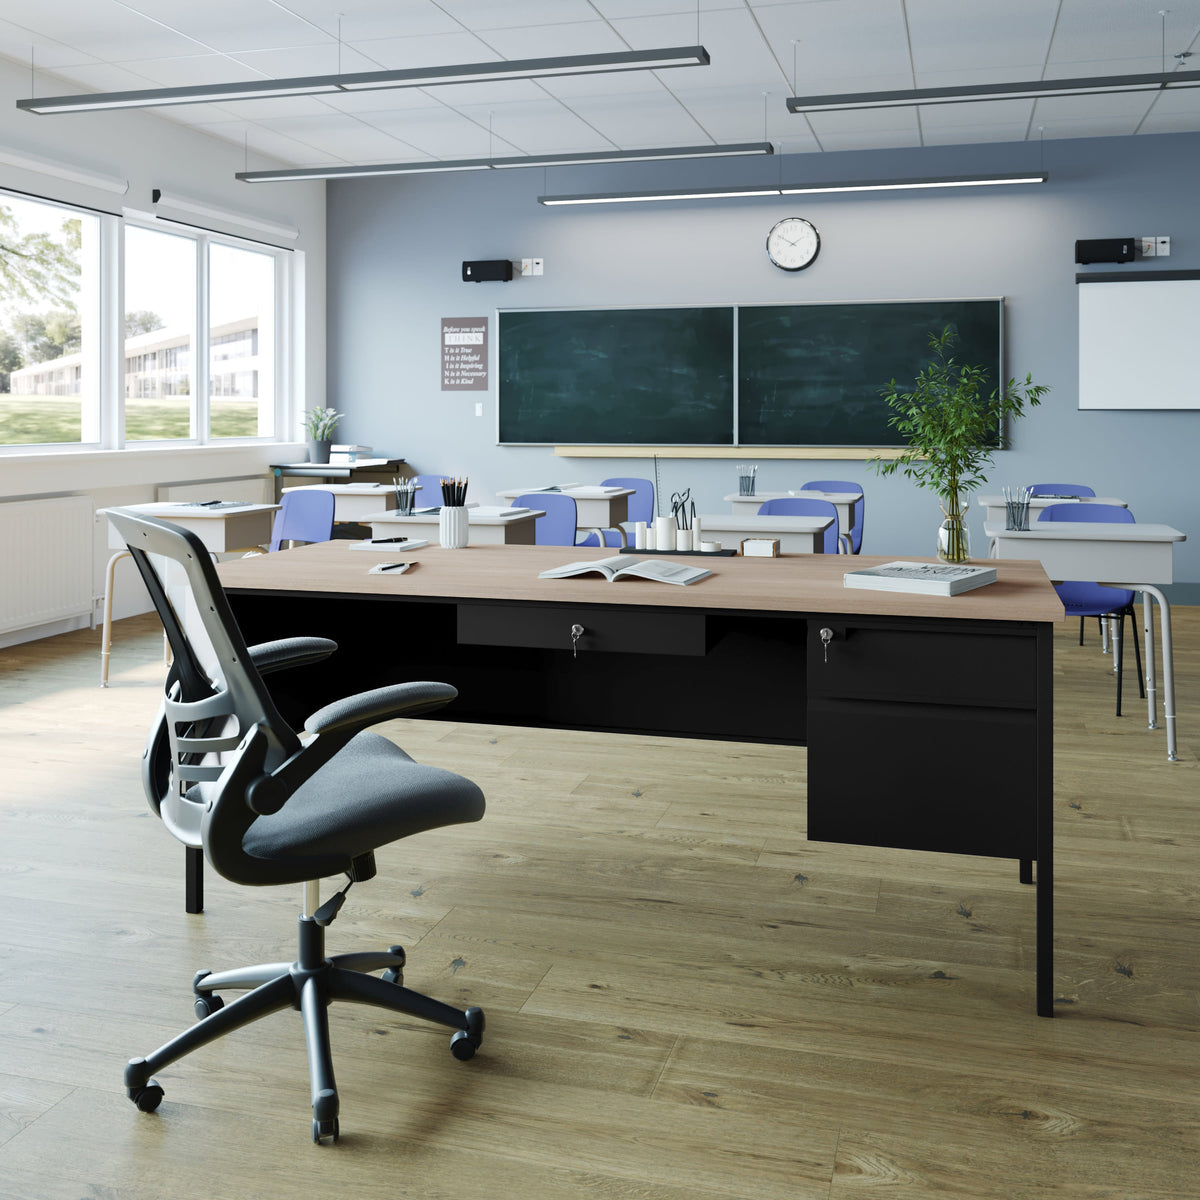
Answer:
[
  {"left": 462, "top": 259, "right": 514, "bottom": 282},
  {"left": 1075, "top": 237, "right": 1135, "bottom": 265}
]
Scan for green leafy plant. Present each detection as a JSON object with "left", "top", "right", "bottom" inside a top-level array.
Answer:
[
  {"left": 302, "top": 406, "right": 342, "bottom": 440},
  {"left": 873, "top": 326, "right": 1048, "bottom": 562}
]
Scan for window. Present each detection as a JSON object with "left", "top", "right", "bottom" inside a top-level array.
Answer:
[
  {"left": 0, "top": 185, "right": 292, "bottom": 453},
  {"left": 124, "top": 226, "right": 196, "bottom": 440},
  {"left": 0, "top": 191, "right": 100, "bottom": 447}
]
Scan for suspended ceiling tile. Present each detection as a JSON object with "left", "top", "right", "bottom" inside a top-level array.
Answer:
[
  {"left": 1145, "top": 86, "right": 1200, "bottom": 115},
  {"left": 905, "top": 0, "right": 1058, "bottom": 75},
  {"left": 1139, "top": 110, "right": 1200, "bottom": 133},
  {"left": 808, "top": 126, "right": 928, "bottom": 152},
  {"left": 920, "top": 123, "right": 1042, "bottom": 146},
  {"left": 274, "top": 0, "right": 463, "bottom": 41},
  {"left": 1030, "top": 90, "right": 1161, "bottom": 121},
  {"left": 117, "top": 0, "right": 324, "bottom": 54},
  {"left": 592, "top": 0, "right": 738, "bottom": 16},
  {"left": 317, "top": 88, "right": 447, "bottom": 116},
  {"left": 435, "top": 0, "right": 603, "bottom": 28},
  {"left": 346, "top": 30, "right": 501, "bottom": 70},
  {"left": 0, "top": 21, "right": 101, "bottom": 70},
  {"left": 1048, "top": 0, "right": 1200, "bottom": 69},
  {"left": 175, "top": 94, "right": 347, "bottom": 122},
  {"left": 1034, "top": 114, "right": 1145, "bottom": 138},
  {"left": 359, "top": 107, "right": 522, "bottom": 158},
  {"left": 2, "top": 0, "right": 208, "bottom": 60},
  {"left": 30, "top": 59, "right": 164, "bottom": 92},
  {"left": 755, "top": 0, "right": 913, "bottom": 90},
  {"left": 228, "top": 43, "right": 381, "bottom": 79},
  {"left": 451, "top": 99, "right": 615, "bottom": 153},
  {"left": 227, "top": 122, "right": 343, "bottom": 165},
  {"left": 103, "top": 54, "right": 262, "bottom": 87},
  {"left": 916, "top": 97, "right": 1039, "bottom": 130},
  {"left": 805, "top": 105, "right": 922, "bottom": 143},
  {"left": 474, "top": 21, "right": 630, "bottom": 61},
  {"left": 560, "top": 92, "right": 710, "bottom": 145},
  {"left": 250, "top": 112, "right": 423, "bottom": 159},
  {"left": 539, "top": 70, "right": 678, "bottom": 100},
  {"left": 668, "top": 83, "right": 795, "bottom": 142},
  {"left": 418, "top": 78, "right": 557, "bottom": 107}
]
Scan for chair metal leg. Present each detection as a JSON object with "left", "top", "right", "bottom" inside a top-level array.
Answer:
[
  {"left": 301, "top": 975, "right": 340, "bottom": 1139},
  {"left": 100, "top": 550, "right": 131, "bottom": 687},
  {"left": 185, "top": 845, "right": 204, "bottom": 914}
]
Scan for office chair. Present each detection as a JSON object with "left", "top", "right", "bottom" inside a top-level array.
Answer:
[
  {"left": 107, "top": 508, "right": 486, "bottom": 1143},
  {"left": 516, "top": 491, "right": 579, "bottom": 544},
  {"left": 1029, "top": 483, "right": 1096, "bottom": 497},
  {"left": 1038, "top": 502, "right": 1144, "bottom": 715},
  {"left": 268, "top": 489, "right": 336, "bottom": 551},
  {"left": 801, "top": 480, "right": 863, "bottom": 554},
  {"left": 577, "top": 477, "right": 655, "bottom": 548},
  {"left": 756, "top": 497, "right": 841, "bottom": 554}
]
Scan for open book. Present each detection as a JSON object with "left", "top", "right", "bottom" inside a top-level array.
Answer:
[{"left": 538, "top": 555, "right": 712, "bottom": 586}]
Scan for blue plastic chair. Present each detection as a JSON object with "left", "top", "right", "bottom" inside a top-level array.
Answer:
[
  {"left": 577, "top": 477, "right": 655, "bottom": 548},
  {"left": 756, "top": 497, "right": 840, "bottom": 554},
  {"left": 1038, "top": 502, "right": 1143, "bottom": 714},
  {"left": 801, "top": 479, "right": 864, "bottom": 553},
  {"left": 269, "top": 489, "right": 335, "bottom": 551},
  {"left": 1029, "top": 483, "right": 1096, "bottom": 497},
  {"left": 411, "top": 474, "right": 449, "bottom": 507},
  {"left": 516, "top": 492, "right": 579, "bottom": 545}
]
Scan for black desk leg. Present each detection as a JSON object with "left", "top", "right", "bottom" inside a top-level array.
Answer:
[
  {"left": 1035, "top": 624, "right": 1055, "bottom": 1017},
  {"left": 1019, "top": 859, "right": 1033, "bottom": 884},
  {"left": 185, "top": 845, "right": 204, "bottom": 914},
  {"left": 1036, "top": 847, "right": 1053, "bottom": 1016}
]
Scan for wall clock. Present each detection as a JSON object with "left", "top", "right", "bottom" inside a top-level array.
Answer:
[{"left": 766, "top": 217, "right": 820, "bottom": 271}]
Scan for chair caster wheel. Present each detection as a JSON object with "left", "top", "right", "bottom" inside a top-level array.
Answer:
[
  {"left": 312, "top": 1117, "right": 339, "bottom": 1144},
  {"left": 450, "top": 1007, "right": 484, "bottom": 1061},
  {"left": 450, "top": 1030, "right": 479, "bottom": 1060},
  {"left": 128, "top": 1081, "right": 164, "bottom": 1112},
  {"left": 194, "top": 993, "right": 224, "bottom": 1019},
  {"left": 381, "top": 967, "right": 404, "bottom": 986}
]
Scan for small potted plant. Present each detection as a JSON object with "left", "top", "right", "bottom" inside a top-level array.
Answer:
[
  {"left": 303, "top": 407, "right": 342, "bottom": 464},
  {"left": 873, "top": 327, "right": 1047, "bottom": 563}
]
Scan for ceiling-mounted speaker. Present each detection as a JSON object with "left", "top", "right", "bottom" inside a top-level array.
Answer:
[{"left": 1075, "top": 237, "right": 1135, "bottom": 265}]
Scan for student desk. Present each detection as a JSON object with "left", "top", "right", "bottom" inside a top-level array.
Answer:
[
  {"left": 699, "top": 513, "right": 835, "bottom": 554},
  {"left": 216, "top": 544, "right": 1063, "bottom": 1017},
  {"left": 497, "top": 484, "right": 633, "bottom": 544},
  {"left": 280, "top": 482, "right": 396, "bottom": 523},
  {"left": 723, "top": 490, "right": 862, "bottom": 552},
  {"left": 985, "top": 520, "right": 1187, "bottom": 761},
  {"left": 362, "top": 506, "right": 544, "bottom": 546}
]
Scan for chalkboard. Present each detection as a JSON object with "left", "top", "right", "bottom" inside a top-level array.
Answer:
[
  {"left": 497, "top": 299, "right": 1001, "bottom": 446},
  {"left": 738, "top": 299, "right": 1002, "bottom": 446},
  {"left": 498, "top": 307, "right": 733, "bottom": 444}
]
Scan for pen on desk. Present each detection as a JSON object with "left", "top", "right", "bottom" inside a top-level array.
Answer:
[{"left": 379, "top": 561, "right": 410, "bottom": 572}]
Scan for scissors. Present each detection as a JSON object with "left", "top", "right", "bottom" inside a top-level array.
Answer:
[{"left": 670, "top": 489, "right": 692, "bottom": 528}]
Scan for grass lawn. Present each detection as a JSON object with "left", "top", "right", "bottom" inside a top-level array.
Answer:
[{"left": 0, "top": 396, "right": 262, "bottom": 444}]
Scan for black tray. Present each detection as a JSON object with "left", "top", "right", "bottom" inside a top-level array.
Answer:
[{"left": 619, "top": 546, "right": 737, "bottom": 557}]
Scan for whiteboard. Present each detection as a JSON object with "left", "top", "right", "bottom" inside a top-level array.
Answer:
[{"left": 1078, "top": 275, "right": 1200, "bottom": 409}]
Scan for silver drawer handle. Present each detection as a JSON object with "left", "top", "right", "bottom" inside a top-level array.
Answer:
[{"left": 570, "top": 623, "right": 585, "bottom": 659}]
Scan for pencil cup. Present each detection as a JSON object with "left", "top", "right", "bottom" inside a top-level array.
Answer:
[
  {"left": 395, "top": 485, "right": 416, "bottom": 515},
  {"left": 675, "top": 528, "right": 692, "bottom": 552},
  {"left": 438, "top": 505, "right": 469, "bottom": 549},
  {"left": 654, "top": 515, "right": 675, "bottom": 551}
]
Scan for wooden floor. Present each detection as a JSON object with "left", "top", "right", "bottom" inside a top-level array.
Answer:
[{"left": 0, "top": 607, "right": 1197, "bottom": 1199}]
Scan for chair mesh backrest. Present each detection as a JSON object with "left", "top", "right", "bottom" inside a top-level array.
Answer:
[
  {"left": 516, "top": 492, "right": 579, "bottom": 545},
  {"left": 600, "top": 477, "right": 655, "bottom": 524},
  {"left": 106, "top": 508, "right": 302, "bottom": 882},
  {"left": 801, "top": 479, "right": 864, "bottom": 552},
  {"left": 1029, "top": 483, "right": 1096, "bottom": 497},
  {"left": 756, "top": 497, "right": 840, "bottom": 554},
  {"left": 1037, "top": 503, "right": 1135, "bottom": 612},
  {"left": 270, "top": 490, "right": 336, "bottom": 551}
]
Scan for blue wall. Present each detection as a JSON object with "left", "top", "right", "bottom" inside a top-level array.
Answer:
[{"left": 327, "top": 131, "right": 1200, "bottom": 595}]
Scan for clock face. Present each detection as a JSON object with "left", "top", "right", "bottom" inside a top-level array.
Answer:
[{"left": 766, "top": 217, "right": 820, "bottom": 271}]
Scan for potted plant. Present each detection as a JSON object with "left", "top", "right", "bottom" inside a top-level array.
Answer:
[
  {"left": 303, "top": 407, "right": 342, "bottom": 464},
  {"left": 873, "top": 326, "right": 1048, "bottom": 563}
]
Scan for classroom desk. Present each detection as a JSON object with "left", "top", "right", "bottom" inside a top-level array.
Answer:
[
  {"left": 985, "top": 521, "right": 1187, "bottom": 760},
  {"left": 698, "top": 513, "right": 834, "bottom": 554},
  {"left": 216, "top": 542, "right": 1063, "bottom": 1017},
  {"left": 281, "top": 482, "right": 397, "bottom": 523},
  {"left": 269, "top": 457, "right": 406, "bottom": 500},
  {"left": 362, "top": 506, "right": 544, "bottom": 546},
  {"left": 976, "top": 494, "right": 1127, "bottom": 527},
  {"left": 497, "top": 484, "right": 633, "bottom": 544},
  {"left": 723, "top": 490, "right": 861, "bottom": 553}
]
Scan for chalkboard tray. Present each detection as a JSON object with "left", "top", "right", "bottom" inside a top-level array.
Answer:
[{"left": 620, "top": 547, "right": 737, "bottom": 557}]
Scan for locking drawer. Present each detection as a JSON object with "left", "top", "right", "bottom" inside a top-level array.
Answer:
[{"left": 457, "top": 602, "right": 707, "bottom": 657}]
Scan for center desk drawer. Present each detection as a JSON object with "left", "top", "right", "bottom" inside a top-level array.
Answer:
[{"left": 457, "top": 603, "right": 707, "bottom": 657}]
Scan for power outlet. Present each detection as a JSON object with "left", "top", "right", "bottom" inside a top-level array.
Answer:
[
  {"left": 475, "top": 402, "right": 484, "bottom": 417},
  {"left": 520, "top": 258, "right": 534, "bottom": 276},
  {"left": 1156, "top": 236, "right": 1171, "bottom": 256},
  {"left": 532, "top": 258, "right": 544, "bottom": 276},
  {"left": 1140, "top": 236, "right": 1157, "bottom": 257}
]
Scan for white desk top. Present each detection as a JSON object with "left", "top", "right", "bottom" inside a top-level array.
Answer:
[
  {"left": 985, "top": 521, "right": 1186, "bottom": 586},
  {"left": 984, "top": 522, "right": 1185, "bottom": 543},
  {"left": 363, "top": 506, "right": 544, "bottom": 526},
  {"left": 977, "top": 494, "right": 1127, "bottom": 510},
  {"left": 106, "top": 501, "right": 277, "bottom": 519},
  {"left": 498, "top": 484, "right": 633, "bottom": 500},
  {"left": 282, "top": 482, "right": 394, "bottom": 496},
  {"left": 722, "top": 489, "right": 861, "bottom": 505},
  {"left": 702, "top": 513, "right": 833, "bottom": 532}
]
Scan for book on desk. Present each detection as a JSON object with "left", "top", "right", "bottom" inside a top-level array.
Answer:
[
  {"left": 539, "top": 555, "right": 712, "bottom": 586},
  {"left": 844, "top": 561, "right": 997, "bottom": 596}
]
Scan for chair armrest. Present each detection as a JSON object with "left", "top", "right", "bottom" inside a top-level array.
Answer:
[
  {"left": 304, "top": 681, "right": 458, "bottom": 737},
  {"left": 248, "top": 637, "right": 338, "bottom": 675}
]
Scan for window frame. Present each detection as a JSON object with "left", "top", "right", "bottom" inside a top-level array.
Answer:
[{"left": 0, "top": 185, "right": 296, "bottom": 457}]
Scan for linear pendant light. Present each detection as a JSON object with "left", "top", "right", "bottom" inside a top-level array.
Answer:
[
  {"left": 236, "top": 142, "right": 773, "bottom": 183},
  {"left": 17, "top": 46, "right": 709, "bottom": 115},
  {"left": 538, "top": 172, "right": 1047, "bottom": 205},
  {"left": 786, "top": 68, "right": 1200, "bottom": 114}
]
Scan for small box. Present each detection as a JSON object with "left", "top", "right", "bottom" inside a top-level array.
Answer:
[{"left": 741, "top": 537, "right": 780, "bottom": 557}]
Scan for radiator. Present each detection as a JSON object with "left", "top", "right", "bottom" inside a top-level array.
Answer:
[{"left": 0, "top": 495, "right": 94, "bottom": 635}]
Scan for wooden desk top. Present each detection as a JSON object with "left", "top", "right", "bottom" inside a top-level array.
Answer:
[{"left": 217, "top": 542, "right": 1064, "bottom": 624}]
